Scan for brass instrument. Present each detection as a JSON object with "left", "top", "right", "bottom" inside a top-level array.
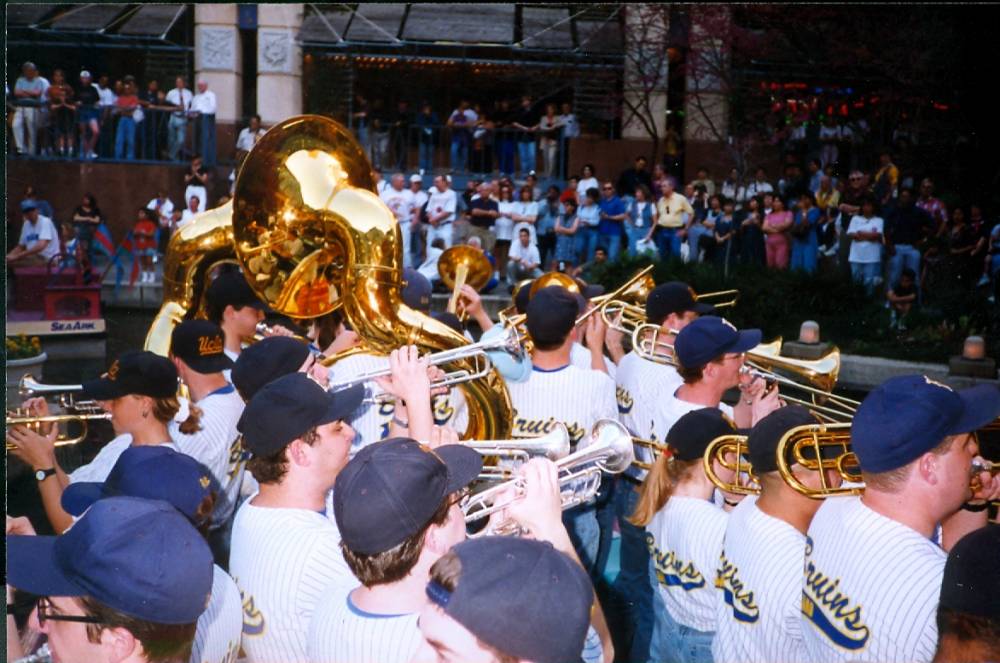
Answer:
[
  {"left": 973, "top": 459, "right": 998, "bottom": 476},
  {"left": 529, "top": 271, "right": 580, "bottom": 298},
  {"left": 694, "top": 288, "right": 740, "bottom": 309},
  {"left": 775, "top": 423, "right": 861, "bottom": 498},
  {"left": 462, "top": 419, "right": 634, "bottom": 534},
  {"left": 438, "top": 245, "right": 493, "bottom": 320},
  {"left": 18, "top": 375, "right": 94, "bottom": 409},
  {"left": 577, "top": 264, "right": 656, "bottom": 330},
  {"left": 253, "top": 322, "right": 319, "bottom": 354},
  {"left": 741, "top": 348, "right": 859, "bottom": 422},
  {"left": 231, "top": 115, "right": 514, "bottom": 439},
  {"left": 631, "top": 437, "right": 673, "bottom": 472},
  {"left": 465, "top": 423, "right": 571, "bottom": 481},
  {"left": 7, "top": 409, "right": 112, "bottom": 449},
  {"left": 703, "top": 434, "right": 761, "bottom": 496}
]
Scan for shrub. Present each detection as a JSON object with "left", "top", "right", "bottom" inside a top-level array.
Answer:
[{"left": 6, "top": 334, "right": 43, "bottom": 360}]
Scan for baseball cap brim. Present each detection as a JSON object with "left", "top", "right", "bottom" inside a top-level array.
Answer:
[
  {"left": 61, "top": 482, "right": 107, "bottom": 516},
  {"left": 6, "top": 535, "right": 83, "bottom": 597},
  {"left": 184, "top": 353, "right": 235, "bottom": 375},
  {"left": 731, "top": 329, "right": 763, "bottom": 353},
  {"left": 81, "top": 376, "right": 127, "bottom": 401},
  {"left": 951, "top": 385, "right": 1000, "bottom": 435},
  {"left": 321, "top": 383, "right": 367, "bottom": 425},
  {"left": 692, "top": 302, "right": 716, "bottom": 315},
  {"left": 435, "top": 444, "right": 484, "bottom": 494}
]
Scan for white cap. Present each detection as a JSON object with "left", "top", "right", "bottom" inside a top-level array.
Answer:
[
  {"left": 80, "top": 70, "right": 92, "bottom": 78},
  {"left": 409, "top": 174, "right": 422, "bottom": 183}
]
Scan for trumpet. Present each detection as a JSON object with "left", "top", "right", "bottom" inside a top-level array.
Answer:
[
  {"left": 462, "top": 419, "right": 634, "bottom": 535},
  {"left": 7, "top": 409, "right": 113, "bottom": 449},
  {"left": 326, "top": 323, "right": 530, "bottom": 401},
  {"left": 464, "top": 423, "right": 571, "bottom": 481},
  {"left": 18, "top": 374, "right": 100, "bottom": 411}
]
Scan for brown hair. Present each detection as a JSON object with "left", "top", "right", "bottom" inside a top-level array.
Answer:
[
  {"left": 863, "top": 435, "right": 954, "bottom": 493},
  {"left": 80, "top": 596, "right": 197, "bottom": 663},
  {"left": 152, "top": 395, "right": 202, "bottom": 435},
  {"left": 629, "top": 455, "right": 702, "bottom": 527},
  {"left": 676, "top": 355, "right": 725, "bottom": 384},
  {"left": 246, "top": 427, "right": 319, "bottom": 484},
  {"left": 935, "top": 608, "right": 1000, "bottom": 661},
  {"left": 342, "top": 496, "right": 452, "bottom": 587}
]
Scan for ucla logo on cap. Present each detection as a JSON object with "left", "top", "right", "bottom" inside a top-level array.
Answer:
[
  {"left": 721, "top": 318, "right": 738, "bottom": 332},
  {"left": 198, "top": 335, "right": 224, "bottom": 356},
  {"left": 106, "top": 360, "right": 120, "bottom": 380},
  {"left": 199, "top": 475, "right": 211, "bottom": 489},
  {"left": 923, "top": 375, "right": 953, "bottom": 392}
]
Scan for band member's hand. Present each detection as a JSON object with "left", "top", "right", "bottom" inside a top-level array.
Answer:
[
  {"left": 6, "top": 515, "right": 36, "bottom": 537},
  {"left": 426, "top": 425, "right": 459, "bottom": 450},
  {"left": 7, "top": 425, "right": 57, "bottom": 471},
  {"left": 456, "top": 284, "right": 483, "bottom": 318},
  {"left": 970, "top": 457, "right": 1000, "bottom": 502},
  {"left": 264, "top": 324, "right": 296, "bottom": 338},
  {"left": 322, "top": 329, "right": 361, "bottom": 357},
  {"left": 584, "top": 312, "right": 607, "bottom": 353},
  {"left": 604, "top": 312, "right": 625, "bottom": 352},
  {"left": 506, "top": 458, "right": 563, "bottom": 539},
  {"left": 375, "top": 345, "right": 431, "bottom": 404},
  {"left": 751, "top": 383, "right": 782, "bottom": 425},
  {"left": 22, "top": 396, "right": 54, "bottom": 436}
]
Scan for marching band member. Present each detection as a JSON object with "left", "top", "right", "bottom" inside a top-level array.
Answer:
[
  {"left": 606, "top": 281, "right": 712, "bottom": 660},
  {"left": 800, "top": 375, "right": 1000, "bottom": 663},
  {"left": 308, "top": 436, "right": 481, "bottom": 663},
  {"left": 713, "top": 406, "right": 838, "bottom": 663},
  {"left": 59, "top": 446, "right": 242, "bottom": 663},
  {"left": 228, "top": 374, "right": 364, "bottom": 663},
  {"left": 7, "top": 497, "right": 213, "bottom": 663},
  {"left": 205, "top": 271, "right": 269, "bottom": 375},
  {"left": 7, "top": 351, "right": 194, "bottom": 533},
  {"left": 504, "top": 286, "right": 618, "bottom": 575},
  {"left": 630, "top": 408, "right": 741, "bottom": 663}
]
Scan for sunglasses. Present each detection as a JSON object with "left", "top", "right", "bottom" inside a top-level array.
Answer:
[{"left": 36, "top": 597, "right": 104, "bottom": 627}]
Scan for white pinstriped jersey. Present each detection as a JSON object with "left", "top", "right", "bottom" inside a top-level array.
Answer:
[
  {"left": 68, "top": 435, "right": 179, "bottom": 483},
  {"left": 800, "top": 496, "right": 945, "bottom": 663},
  {"left": 615, "top": 351, "right": 683, "bottom": 481},
  {"left": 306, "top": 584, "right": 422, "bottom": 663},
  {"left": 171, "top": 387, "right": 245, "bottom": 528},
  {"left": 571, "top": 342, "right": 617, "bottom": 378},
  {"left": 647, "top": 496, "right": 728, "bottom": 632},
  {"left": 713, "top": 495, "right": 809, "bottom": 663},
  {"left": 504, "top": 364, "right": 618, "bottom": 451},
  {"left": 328, "top": 352, "right": 468, "bottom": 453},
  {"left": 228, "top": 497, "right": 357, "bottom": 663},
  {"left": 191, "top": 564, "right": 242, "bottom": 663}
]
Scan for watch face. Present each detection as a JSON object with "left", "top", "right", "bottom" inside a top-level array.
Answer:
[{"left": 35, "top": 469, "right": 46, "bottom": 481}]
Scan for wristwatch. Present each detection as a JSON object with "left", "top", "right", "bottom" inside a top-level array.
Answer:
[{"left": 34, "top": 467, "right": 56, "bottom": 482}]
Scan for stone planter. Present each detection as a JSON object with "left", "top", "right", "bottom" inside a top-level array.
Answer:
[{"left": 6, "top": 352, "right": 47, "bottom": 407}]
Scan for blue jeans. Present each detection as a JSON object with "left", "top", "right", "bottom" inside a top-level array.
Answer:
[
  {"left": 647, "top": 584, "right": 715, "bottom": 663},
  {"left": 167, "top": 114, "right": 187, "bottom": 160},
  {"left": 600, "top": 233, "right": 623, "bottom": 261},
  {"left": 498, "top": 138, "right": 516, "bottom": 176},
  {"left": 687, "top": 225, "right": 711, "bottom": 262},
  {"left": 576, "top": 226, "right": 600, "bottom": 263},
  {"left": 613, "top": 479, "right": 654, "bottom": 662},
  {"left": 563, "top": 504, "right": 599, "bottom": 574},
  {"left": 198, "top": 114, "right": 216, "bottom": 167},
  {"left": 114, "top": 116, "right": 136, "bottom": 159},
  {"left": 790, "top": 238, "right": 818, "bottom": 274},
  {"left": 655, "top": 228, "right": 683, "bottom": 260},
  {"left": 627, "top": 226, "right": 648, "bottom": 257},
  {"left": 851, "top": 261, "right": 882, "bottom": 295},
  {"left": 517, "top": 140, "right": 536, "bottom": 175},
  {"left": 450, "top": 139, "right": 467, "bottom": 173},
  {"left": 887, "top": 244, "right": 921, "bottom": 293},
  {"left": 419, "top": 142, "right": 434, "bottom": 173}
]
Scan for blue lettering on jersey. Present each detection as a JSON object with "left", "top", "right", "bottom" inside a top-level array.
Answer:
[
  {"left": 432, "top": 394, "right": 455, "bottom": 425},
  {"left": 377, "top": 400, "right": 395, "bottom": 439},
  {"left": 512, "top": 409, "right": 584, "bottom": 445},
  {"left": 616, "top": 386, "right": 634, "bottom": 414},
  {"left": 801, "top": 537, "right": 869, "bottom": 650},
  {"left": 646, "top": 532, "right": 706, "bottom": 591},
  {"left": 716, "top": 550, "right": 760, "bottom": 622},
  {"left": 237, "top": 586, "right": 266, "bottom": 637}
]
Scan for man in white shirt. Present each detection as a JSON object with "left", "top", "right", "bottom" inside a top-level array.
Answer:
[
  {"left": 425, "top": 175, "right": 457, "bottom": 248},
  {"left": 745, "top": 167, "right": 774, "bottom": 199},
  {"left": 236, "top": 114, "right": 265, "bottom": 161},
  {"left": 381, "top": 173, "right": 416, "bottom": 268},
  {"left": 166, "top": 76, "right": 193, "bottom": 161},
  {"left": 846, "top": 197, "right": 885, "bottom": 295},
  {"left": 7, "top": 199, "right": 59, "bottom": 266},
  {"left": 146, "top": 190, "right": 175, "bottom": 226},
  {"left": 191, "top": 80, "right": 218, "bottom": 167},
  {"left": 229, "top": 373, "right": 365, "bottom": 663},
  {"left": 506, "top": 227, "right": 542, "bottom": 285},
  {"left": 800, "top": 375, "right": 1000, "bottom": 663}
]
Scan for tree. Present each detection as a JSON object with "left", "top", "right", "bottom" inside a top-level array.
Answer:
[{"left": 620, "top": 4, "right": 671, "bottom": 164}]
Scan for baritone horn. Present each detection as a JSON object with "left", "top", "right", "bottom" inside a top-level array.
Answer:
[
  {"left": 465, "top": 423, "right": 571, "bottom": 481},
  {"left": 463, "top": 419, "right": 635, "bottom": 535}
]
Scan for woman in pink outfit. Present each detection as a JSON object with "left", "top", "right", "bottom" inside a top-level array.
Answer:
[{"left": 762, "top": 196, "right": 793, "bottom": 269}]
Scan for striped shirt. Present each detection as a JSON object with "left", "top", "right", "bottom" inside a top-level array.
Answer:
[
  {"left": 800, "top": 496, "right": 945, "bottom": 663},
  {"left": 171, "top": 386, "right": 245, "bottom": 528},
  {"left": 713, "top": 495, "right": 809, "bottom": 663},
  {"left": 307, "top": 585, "right": 422, "bottom": 663},
  {"left": 570, "top": 342, "right": 617, "bottom": 378},
  {"left": 647, "top": 495, "right": 728, "bottom": 632},
  {"left": 615, "top": 350, "right": 682, "bottom": 481},
  {"left": 191, "top": 565, "right": 243, "bottom": 663},
  {"left": 229, "top": 497, "right": 357, "bottom": 663}
]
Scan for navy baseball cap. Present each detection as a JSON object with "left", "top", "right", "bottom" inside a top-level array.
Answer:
[
  {"left": 82, "top": 351, "right": 178, "bottom": 401},
  {"left": 170, "top": 319, "right": 233, "bottom": 374},
  {"left": 334, "top": 438, "right": 482, "bottom": 555},
  {"left": 7, "top": 496, "right": 213, "bottom": 624},
  {"left": 62, "top": 446, "right": 219, "bottom": 524},
  {"left": 402, "top": 268, "right": 432, "bottom": 312},
  {"left": 232, "top": 336, "right": 310, "bottom": 400},
  {"left": 514, "top": 279, "right": 534, "bottom": 314},
  {"left": 646, "top": 282, "right": 714, "bottom": 325},
  {"left": 746, "top": 405, "right": 821, "bottom": 474},
  {"left": 852, "top": 375, "right": 1000, "bottom": 473},
  {"left": 426, "top": 537, "right": 592, "bottom": 663},
  {"left": 206, "top": 271, "right": 267, "bottom": 311},
  {"left": 674, "top": 316, "right": 761, "bottom": 369},
  {"left": 666, "top": 408, "right": 740, "bottom": 461},
  {"left": 238, "top": 372, "right": 364, "bottom": 457},
  {"left": 526, "top": 286, "right": 578, "bottom": 348},
  {"left": 20, "top": 199, "right": 38, "bottom": 212},
  {"left": 939, "top": 524, "right": 1000, "bottom": 618}
]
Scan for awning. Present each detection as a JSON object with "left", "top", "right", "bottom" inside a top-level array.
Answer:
[{"left": 7, "top": 3, "right": 189, "bottom": 48}]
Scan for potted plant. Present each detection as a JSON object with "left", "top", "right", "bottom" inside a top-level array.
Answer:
[{"left": 6, "top": 334, "right": 47, "bottom": 399}]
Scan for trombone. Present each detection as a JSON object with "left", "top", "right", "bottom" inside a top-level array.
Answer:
[
  {"left": 631, "top": 436, "right": 673, "bottom": 472},
  {"left": 463, "top": 419, "right": 634, "bottom": 535},
  {"left": 465, "top": 423, "right": 571, "bottom": 481}
]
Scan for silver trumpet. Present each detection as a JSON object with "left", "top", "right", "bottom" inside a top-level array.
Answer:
[
  {"left": 465, "top": 423, "right": 571, "bottom": 481},
  {"left": 13, "top": 644, "right": 51, "bottom": 663},
  {"left": 463, "top": 419, "right": 635, "bottom": 535},
  {"left": 327, "top": 323, "right": 529, "bottom": 403},
  {"left": 18, "top": 375, "right": 102, "bottom": 413}
]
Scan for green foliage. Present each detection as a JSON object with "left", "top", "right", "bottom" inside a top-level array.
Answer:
[
  {"left": 6, "top": 334, "right": 43, "bottom": 360},
  {"left": 590, "top": 255, "right": 997, "bottom": 363}
]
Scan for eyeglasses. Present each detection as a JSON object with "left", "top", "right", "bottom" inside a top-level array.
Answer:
[
  {"left": 36, "top": 597, "right": 104, "bottom": 626},
  {"left": 449, "top": 487, "right": 471, "bottom": 508}
]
